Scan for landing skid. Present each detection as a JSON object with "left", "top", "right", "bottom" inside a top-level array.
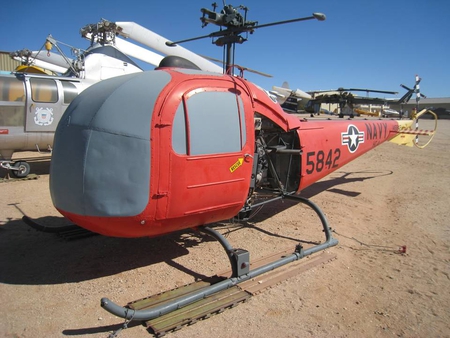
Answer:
[
  {"left": 101, "top": 195, "right": 339, "bottom": 325},
  {"left": 22, "top": 216, "right": 97, "bottom": 240}
]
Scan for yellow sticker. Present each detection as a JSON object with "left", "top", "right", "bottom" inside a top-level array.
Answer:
[{"left": 229, "top": 158, "right": 244, "bottom": 173}]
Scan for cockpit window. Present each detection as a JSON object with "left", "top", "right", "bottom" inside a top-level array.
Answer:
[
  {"left": 61, "top": 81, "right": 78, "bottom": 104},
  {"left": 30, "top": 78, "right": 58, "bottom": 103},
  {"left": 0, "top": 76, "right": 25, "bottom": 102},
  {"left": 172, "top": 90, "right": 246, "bottom": 155},
  {"left": 0, "top": 76, "right": 25, "bottom": 126},
  {"left": 172, "top": 103, "right": 187, "bottom": 154}
]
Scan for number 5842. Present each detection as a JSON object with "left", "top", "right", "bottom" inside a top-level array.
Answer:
[{"left": 305, "top": 149, "right": 341, "bottom": 174}]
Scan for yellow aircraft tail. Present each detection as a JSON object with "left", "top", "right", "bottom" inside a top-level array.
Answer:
[{"left": 389, "top": 109, "right": 437, "bottom": 148}]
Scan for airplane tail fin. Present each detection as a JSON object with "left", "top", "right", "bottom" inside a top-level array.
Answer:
[{"left": 389, "top": 109, "right": 437, "bottom": 148}]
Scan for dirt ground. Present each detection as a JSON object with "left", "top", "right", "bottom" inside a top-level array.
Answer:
[{"left": 0, "top": 118, "right": 448, "bottom": 338}]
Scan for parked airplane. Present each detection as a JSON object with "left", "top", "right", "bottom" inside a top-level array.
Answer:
[{"left": 381, "top": 108, "right": 400, "bottom": 117}]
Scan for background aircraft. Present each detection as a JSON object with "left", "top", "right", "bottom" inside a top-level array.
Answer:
[
  {"left": 270, "top": 81, "right": 312, "bottom": 113},
  {"left": 274, "top": 77, "right": 426, "bottom": 119},
  {"left": 0, "top": 19, "right": 223, "bottom": 178},
  {"left": 306, "top": 88, "right": 398, "bottom": 118}
]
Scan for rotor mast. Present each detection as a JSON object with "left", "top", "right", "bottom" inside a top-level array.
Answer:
[
  {"left": 199, "top": 4, "right": 248, "bottom": 74},
  {"left": 167, "top": 3, "right": 326, "bottom": 75}
]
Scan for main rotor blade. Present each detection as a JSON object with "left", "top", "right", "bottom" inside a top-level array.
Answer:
[
  {"left": 309, "top": 88, "right": 397, "bottom": 95},
  {"left": 400, "top": 84, "right": 427, "bottom": 100},
  {"left": 199, "top": 54, "right": 272, "bottom": 77},
  {"left": 234, "top": 65, "right": 273, "bottom": 77},
  {"left": 343, "top": 88, "right": 398, "bottom": 95},
  {"left": 167, "top": 13, "right": 325, "bottom": 46},
  {"left": 253, "top": 13, "right": 326, "bottom": 30},
  {"left": 400, "top": 84, "right": 412, "bottom": 91},
  {"left": 166, "top": 33, "right": 216, "bottom": 46}
]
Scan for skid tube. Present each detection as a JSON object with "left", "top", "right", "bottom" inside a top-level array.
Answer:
[
  {"left": 22, "top": 216, "right": 80, "bottom": 233},
  {"left": 101, "top": 195, "right": 338, "bottom": 321}
]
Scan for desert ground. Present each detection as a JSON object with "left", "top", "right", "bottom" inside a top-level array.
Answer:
[{"left": 0, "top": 118, "right": 448, "bottom": 338}]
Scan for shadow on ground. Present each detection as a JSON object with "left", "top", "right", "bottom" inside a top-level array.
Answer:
[
  {"left": 248, "top": 170, "right": 393, "bottom": 223},
  {"left": 0, "top": 170, "right": 392, "bottom": 286},
  {"left": 0, "top": 216, "right": 211, "bottom": 285}
]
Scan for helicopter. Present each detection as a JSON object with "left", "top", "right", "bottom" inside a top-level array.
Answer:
[
  {"left": 0, "top": 28, "right": 141, "bottom": 178},
  {"left": 25, "top": 2, "right": 436, "bottom": 325},
  {"left": 0, "top": 19, "right": 223, "bottom": 178},
  {"left": 276, "top": 77, "right": 426, "bottom": 118}
]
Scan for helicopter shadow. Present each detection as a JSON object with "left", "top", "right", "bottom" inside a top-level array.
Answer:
[
  {"left": 0, "top": 216, "right": 214, "bottom": 286},
  {"left": 0, "top": 170, "right": 392, "bottom": 286},
  {"left": 248, "top": 170, "right": 393, "bottom": 223}
]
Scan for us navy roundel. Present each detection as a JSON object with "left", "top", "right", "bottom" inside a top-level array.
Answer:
[{"left": 341, "top": 124, "right": 365, "bottom": 153}]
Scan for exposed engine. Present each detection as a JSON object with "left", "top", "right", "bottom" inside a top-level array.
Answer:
[{"left": 237, "top": 115, "right": 302, "bottom": 220}]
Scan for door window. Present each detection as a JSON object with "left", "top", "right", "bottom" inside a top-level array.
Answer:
[
  {"left": 0, "top": 76, "right": 25, "bottom": 126},
  {"left": 61, "top": 81, "right": 78, "bottom": 104},
  {"left": 172, "top": 90, "right": 246, "bottom": 155},
  {"left": 30, "top": 78, "right": 58, "bottom": 103},
  {"left": 0, "top": 76, "right": 25, "bottom": 102}
]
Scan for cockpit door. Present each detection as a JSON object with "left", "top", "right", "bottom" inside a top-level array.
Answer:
[
  {"left": 155, "top": 81, "right": 254, "bottom": 224},
  {"left": 24, "top": 77, "right": 63, "bottom": 132}
]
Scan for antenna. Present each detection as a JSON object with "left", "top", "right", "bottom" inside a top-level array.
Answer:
[{"left": 166, "top": 4, "right": 326, "bottom": 75}]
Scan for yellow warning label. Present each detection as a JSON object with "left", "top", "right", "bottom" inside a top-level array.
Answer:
[{"left": 229, "top": 158, "right": 244, "bottom": 173}]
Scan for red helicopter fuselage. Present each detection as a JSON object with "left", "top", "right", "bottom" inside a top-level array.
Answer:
[{"left": 49, "top": 67, "right": 406, "bottom": 238}]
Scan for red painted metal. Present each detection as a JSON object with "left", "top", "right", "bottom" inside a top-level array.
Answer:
[{"left": 297, "top": 119, "right": 400, "bottom": 191}]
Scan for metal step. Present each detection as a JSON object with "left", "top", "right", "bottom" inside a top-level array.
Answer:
[
  {"left": 240, "top": 251, "right": 336, "bottom": 295},
  {"left": 128, "top": 277, "right": 224, "bottom": 311},
  {"left": 145, "top": 286, "right": 250, "bottom": 336},
  {"left": 127, "top": 277, "right": 250, "bottom": 336},
  {"left": 125, "top": 251, "right": 336, "bottom": 336}
]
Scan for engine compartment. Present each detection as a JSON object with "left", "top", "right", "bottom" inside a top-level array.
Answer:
[{"left": 237, "top": 115, "right": 302, "bottom": 219}]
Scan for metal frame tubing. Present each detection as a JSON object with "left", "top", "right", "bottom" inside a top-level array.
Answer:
[{"left": 101, "top": 196, "right": 338, "bottom": 321}]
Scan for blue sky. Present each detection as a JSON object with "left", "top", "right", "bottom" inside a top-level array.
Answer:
[{"left": 1, "top": 0, "right": 449, "bottom": 98}]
